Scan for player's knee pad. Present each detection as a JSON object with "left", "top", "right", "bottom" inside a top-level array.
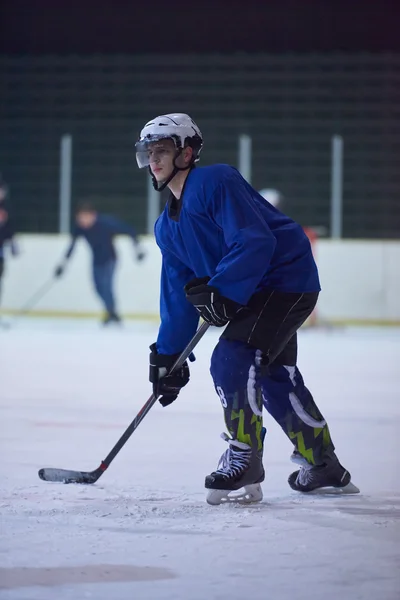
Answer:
[{"left": 210, "top": 338, "right": 259, "bottom": 398}]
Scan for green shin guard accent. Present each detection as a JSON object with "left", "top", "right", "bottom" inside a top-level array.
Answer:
[
  {"left": 252, "top": 414, "right": 264, "bottom": 452},
  {"left": 284, "top": 404, "right": 335, "bottom": 466},
  {"left": 225, "top": 407, "right": 263, "bottom": 450},
  {"left": 288, "top": 430, "right": 316, "bottom": 465}
]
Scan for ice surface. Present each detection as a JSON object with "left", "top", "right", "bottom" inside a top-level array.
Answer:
[{"left": 1, "top": 319, "right": 399, "bottom": 600}]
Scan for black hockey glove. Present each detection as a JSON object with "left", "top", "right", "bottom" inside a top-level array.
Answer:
[
  {"left": 149, "top": 343, "right": 190, "bottom": 407},
  {"left": 185, "top": 277, "right": 242, "bottom": 327}
]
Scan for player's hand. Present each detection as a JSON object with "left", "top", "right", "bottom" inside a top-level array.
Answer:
[
  {"left": 54, "top": 265, "right": 65, "bottom": 278},
  {"left": 149, "top": 343, "right": 190, "bottom": 407},
  {"left": 185, "top": 278, "right": 242, "bottom": 327}
]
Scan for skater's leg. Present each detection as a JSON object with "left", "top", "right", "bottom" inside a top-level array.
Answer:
[
  {"left": 206, "top": 339, "right": 266, "bottom": 503},
  {"left": 261, "top": 346, "right": 335, "bottom": 466},
  {"left": 210, "top": 338, "right": 264, "bottom": 451},
  {"left": 0, "top": 257, "right": 4, "bottom": 306},
  {"left": 262, "top": 336, "right": 357, "bottom": 492},
  {"left": 92, "top": 264, "right": 106, "bottom": 309},
  {"left": 103, "top": 260, "right": 119, "bottom": 318},
  {"left": 0, "top": 257, "right": 4, "bottom": 325},
  {"left": 219, "top": 290, "right": 355, "bottom": 493},
  {"left": 92, "top": 260, "right": 119, "bottom": 322}
]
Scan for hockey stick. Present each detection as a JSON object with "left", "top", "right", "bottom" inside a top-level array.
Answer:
[
  {"left": 38, "top": 321, "right": 210, "bottom": 484},
  {"left": 9, "top": 278, "right": 56, "bottom": 324}
]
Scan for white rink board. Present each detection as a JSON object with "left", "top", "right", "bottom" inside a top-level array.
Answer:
[
  {"left": 1, "top": 235, "right": 400, "bottom": 323},
  {"left": 0, "top": 319, "right": 399, "bottom": 600}
]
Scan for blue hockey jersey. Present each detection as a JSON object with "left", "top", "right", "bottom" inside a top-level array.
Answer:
[
  {"left": 65, "top": 214, "right": 138, "bottom": 265},
  {"left": 155, "top": 164, "right": 320, "bottom": 354}
]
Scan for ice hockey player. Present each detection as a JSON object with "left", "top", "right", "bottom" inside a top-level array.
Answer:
[
  {"left": 0, "top": 189, "right": 18, "bottom": 323},
  {"left": 54, "top": 202, "right": 145, "bottom": 325},
  {"left": 135, "top": 113, "right": 357, "bottom": 504}
]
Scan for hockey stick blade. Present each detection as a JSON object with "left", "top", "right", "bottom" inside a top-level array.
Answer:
[
  {"left": 38, "top": 322, "right": 210, "bottom": 485},
  {"left": 38, "top": 464, "right": 105, "bottom": 484}
]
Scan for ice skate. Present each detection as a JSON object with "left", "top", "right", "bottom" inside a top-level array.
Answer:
[
  {"left": 205, "top": 428, "right": 266, "bottom": 505},
  {"left": 102, "top": 311, "right": 122, "bottom": 326},
  {"left": 288, "top": 455, "right": 359, "bottom": 494}
]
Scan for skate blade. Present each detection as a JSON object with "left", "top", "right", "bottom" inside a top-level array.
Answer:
[
  {"left": 307, "top": 481, "right": 360, "bottom": 495},
  {"left": 206, "top": 483, "right": 263, "bottom": 506}
]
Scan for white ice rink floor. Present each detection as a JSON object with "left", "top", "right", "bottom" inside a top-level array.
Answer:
[{"left": 1, "top": 318, "right": 399, "bottom": 600}]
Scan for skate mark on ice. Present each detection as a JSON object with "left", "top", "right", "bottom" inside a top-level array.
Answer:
[
  {"left": 251, "top": 494, "right": 400, "bottom": 539},
  {"left": 0, "top": 564, "right": 176, "bottom": 589},
  {"left": 32, "top": 420, "right": 125, "bottom": 430},
  {"left": 94, "top": 524, "right": 212, "bottom": 536},
  {"left": 333, "top": 497, "right": 400, "bottom": 519}
]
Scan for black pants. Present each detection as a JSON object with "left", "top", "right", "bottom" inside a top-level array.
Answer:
[{"left": 222, "top": 289, "right": 319, "bottom": 366}]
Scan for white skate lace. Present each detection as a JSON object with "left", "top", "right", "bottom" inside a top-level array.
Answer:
[
  {"left": 296, "top": 463, "right": 319, "bottom": 486},
  {"left": 215, "top": 433, "right": 252, "bottom": 480}
]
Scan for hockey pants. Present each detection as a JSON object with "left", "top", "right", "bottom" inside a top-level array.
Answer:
[{"left": 210, "top": 291, "right": 335, "bottom": 466}]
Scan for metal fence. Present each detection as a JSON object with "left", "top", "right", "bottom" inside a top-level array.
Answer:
[{"left": 1, "top": 53, "right": 399, "bottom": 238}]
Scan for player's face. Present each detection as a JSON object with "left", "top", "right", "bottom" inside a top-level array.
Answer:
[
  {"left": 148, "top": 140, "right": 176, "bottom": 182},
  {"left": 76, "top": 211, "right": 97, "bottom": 229}
]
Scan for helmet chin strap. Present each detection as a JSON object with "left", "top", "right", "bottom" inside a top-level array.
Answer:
[{"left": 149, "top": 149, "right": 194, "bottom": 192}]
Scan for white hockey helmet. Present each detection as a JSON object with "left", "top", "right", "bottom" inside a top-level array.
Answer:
[
  {"left": 135, "top": 113, "right": 203, "bottom": 168},
  {"left": 259, "top": 188, "right": 282, "bottom": 208}
]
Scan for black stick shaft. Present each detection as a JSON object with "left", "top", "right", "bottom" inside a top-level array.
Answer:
[
  {"left": 17, "top": 279, "right": 55, "bottom": 316},
  {"left": 99, "top": 321, "right": 210, "bottom": 471}
]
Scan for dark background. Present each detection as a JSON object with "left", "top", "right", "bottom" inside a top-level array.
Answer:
[
  {"left": 1, "top": 1, "right": 399, "bottom": 237},
  {"left": 1, "top": 0, "right": 400, "bottom": 54}
]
